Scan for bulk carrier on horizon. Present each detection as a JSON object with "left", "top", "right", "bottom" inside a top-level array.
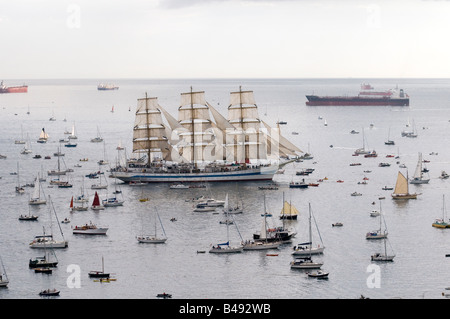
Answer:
[
  {"left": 305, "top": 84, "right": 409, "bottom": 106},
  {"left": 0, "top": 81, "right": 28, "bottom": 94}
]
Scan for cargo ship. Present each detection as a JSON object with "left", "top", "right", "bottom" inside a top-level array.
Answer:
[
  {"left": 97, "top": 83, "right": 119, "bottom": 90},
  {"left": 306, "top": 84, "right": 409, "bottom": 106},
  {"left": 0, "top": 81, "right": 28, "bottom": 94}
]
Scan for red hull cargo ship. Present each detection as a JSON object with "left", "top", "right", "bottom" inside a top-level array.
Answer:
[
  {"left": 306, "top": 84, "right": 409, "bottom": 106},
  {"left": 0, "top": 81, "right": 28, "bottom": 94}
]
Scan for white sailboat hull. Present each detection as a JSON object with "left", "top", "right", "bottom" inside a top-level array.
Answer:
[
  {"left": 209, "top": 246, "right": 243, "bottom": 254},
  {"left": 136, "top": 236, "right": 167, "bottom": 244},
  {"left": 243, "top": 242, "right": 280, "bottom": 250},
  {"left": 29, "top": 240, "right": 68, "bottom": 249},
  {"left": 292, "top": 246, "right": 325, "bottom": 256},
  {"left": 290, "top": 261, "right": 323, "bottom": 269},
  {"left": 409, "top": 179, "right": 430, "bottom": 184},
  {"left": 29, "top": 199, "right": 46, "bottom": 205}
]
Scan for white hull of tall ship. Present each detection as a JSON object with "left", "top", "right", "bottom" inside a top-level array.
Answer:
[{"left": 114, "top": 165, "right": 277, "bottom": 183}]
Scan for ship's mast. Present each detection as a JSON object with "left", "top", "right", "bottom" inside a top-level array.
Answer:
[
  {"left": 190, "top": 86, "right": 196, "bottom": 168},
  {"left": 145, "top": 92, "right": 151, "bottom": 166},
  {"left": 239, "top": 86, "right": 247, "bottom": 164}
]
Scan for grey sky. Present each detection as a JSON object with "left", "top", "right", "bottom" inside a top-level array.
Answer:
[{"left": 1, "top": 0, "right": 449, "bottom": 79}]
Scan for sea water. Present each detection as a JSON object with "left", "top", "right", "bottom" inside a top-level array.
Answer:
[{"left": 1, "top": 78, "right": 450, "bottom": 299}]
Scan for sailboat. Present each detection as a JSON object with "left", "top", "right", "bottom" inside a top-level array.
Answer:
[
  {"left": 20, "top": 134, "right": 32, "bottom": 154},
  {"left": 116, "top": 139, "right": 124, "bottom": 150},
  {"left": 243, "top": 196, "right": 280, "bottom": 250},
  {"left": 384, "top": 127, "right": 395, "bottom": 145},
  {"left": 370, "top": 214, "right": 395, "bottom": 261},
  {"left": 37, "top": 128, "right": 49, "bottom": 143},
  {"left": 102, "top": 194, "right": 124, "bottom": 207},
  {"left": 290, "top": 203, "right": 323, "bottom": 269},
  {"left": 70, "top": 196, "right": 88, "bottom": 212},
  {"left": 19, "top": 206, "right": 39, "bottom": 221},
  {"left": 91, "top": 166, "right": 108, "bottom": 189},
  {"left": 91, "top": 192, "right": 105, "bottom": 210},
  {"left": 48, "top": 151, "right": 67, "bottom": 176},
  {"left": 136, "top": 211, "right": 167, "bottom": 243},
  {"left": 222, "top": 193, "right": 243, "bottom": 214},
  {"left": 15, "top": 124, "right": 26, "bottom": 144},
  {"left": 391, "top": 171, "right": 417, "bottom": 200},
  {"left": 209, "top": 211, "right": 243, "bottom": 253},
  {"left": 432, "top": 195, "right": 450, "bottom": 228},
  {"left": 15, "top": 162, "right": 25, "bottom": 194},
  {"left": 91, "top": 126, "right": 104, "bottom": 143},
  {"left": 97, "top": 141, "right": 109, "bottom": 166},
  {"left": 29, "top": 175, "right": 47, "bottom": 205},
  {"left": 366, "top": 201, "right": 388, "bottom": 239},
  {"left": 292, "top": 204, "right": 325, "bottom": 256},
  {"left": 68, "top": 123, "right": 77, "bottom": 139},
  {"left": 29, "top": 231, "right": 59, "bottom": 268},
  {"left": 279, "top": 193, "right": 299, "bottom": 220},
  {"left": 410, "top": 152, "right": 430, "bottom": 184},
  {"left": 371, "top": 237, "right": 395, "bottom": 262},
  {"left": 354, "top": 128, "right": 370, "bottom": 155},
  {"left": 29, "top": 198, "right": 69, "bottom": 249},
  {"left": 0, "top": 256, "right": 9, "bottom": 287},
  {"left": 88, "top": 256, "right": 110, "bottom": 278}
]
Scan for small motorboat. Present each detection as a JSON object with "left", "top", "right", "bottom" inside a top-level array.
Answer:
[
  {"left": 39, "top": 288, "right": 60, "bottom": 296},
  {"left": 307, "top": 270, "right": 329, "bottom": 278},
  {"left": 35, "top": 267, "right": 52, "bottom": 274}
]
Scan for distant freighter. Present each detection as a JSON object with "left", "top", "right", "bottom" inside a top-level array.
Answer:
[
  {"left": 306, "top": 84, "right": 409, "bottom": 106},
  {"left": 97, "top": 83, "right": 119, "bottom": 90},
  {"left": 0, "top": 81, "right": 28, "bottom": 94}
]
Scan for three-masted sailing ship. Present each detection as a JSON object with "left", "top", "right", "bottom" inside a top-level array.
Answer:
[{"left": 113, "top": 87, "right": 302, "bottom": 183}]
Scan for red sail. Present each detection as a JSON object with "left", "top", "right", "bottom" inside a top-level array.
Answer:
[{"left": 92, "top": 192, "right": 100, "bottom": 206}]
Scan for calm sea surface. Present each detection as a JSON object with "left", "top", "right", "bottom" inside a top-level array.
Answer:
[{"left": 1, "top": 78, "right": 450, "bottom": 299}]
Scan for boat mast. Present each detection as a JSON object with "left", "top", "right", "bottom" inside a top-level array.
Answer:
[
  {"left": 239, "top": 86, "right": 246, "bottom": 164},
  {"left": 308, "top": 203, "right": 312, "bottom": 258},
  {"left": 145, "top": 92, "right": 151, "bottom": 166}
]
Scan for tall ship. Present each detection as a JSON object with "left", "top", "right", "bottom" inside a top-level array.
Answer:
[
  {"left": 0, "top": 81, "right": 28, "bottom": 94},
  {"left": 305, "top": 84, "right": 409, "bottom": 106},
  {"left": 112, "top": 87, "right": 302, "bottom": 183},
  {"left": 97, "top": 83, "right": 119, "bottom": 90}
]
